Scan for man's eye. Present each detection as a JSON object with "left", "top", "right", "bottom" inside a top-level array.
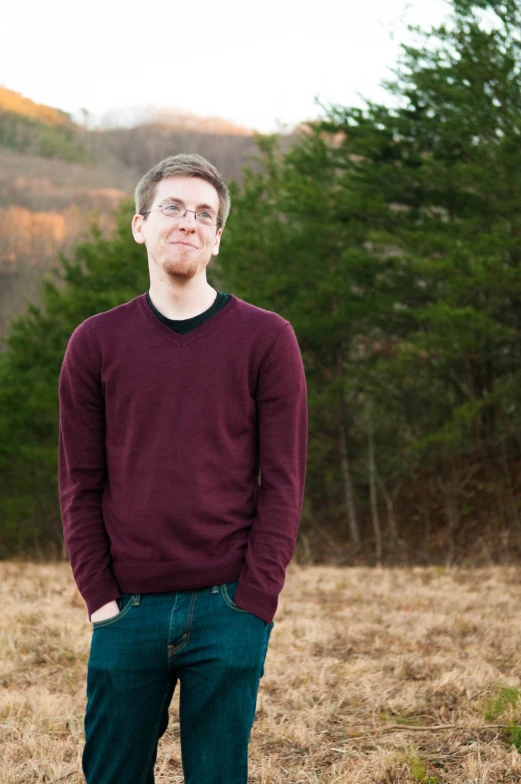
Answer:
[
  {"left": 199, "top": 211, "right": 212, "bottom": 220},
  {"left": 165, "top": 204, "right": 181, "bottom": 212}
]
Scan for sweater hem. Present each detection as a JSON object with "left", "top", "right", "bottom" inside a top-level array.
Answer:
[
  {"left": 113, "top": 557, "right": 245, "bottom": 594},
  {"left": 233, "top": 580, "right": 279, "bottom": 624}
]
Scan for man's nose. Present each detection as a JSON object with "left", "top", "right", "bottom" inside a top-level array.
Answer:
[{"left": 178, "top": 209, "right": 198, "bottom": 228}]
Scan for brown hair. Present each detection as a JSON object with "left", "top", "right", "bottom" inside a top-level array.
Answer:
[{"left": 134, "top": 153, "right": 231, "bottom": 228}]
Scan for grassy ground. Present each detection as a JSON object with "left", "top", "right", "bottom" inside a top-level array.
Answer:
[{"left": 1, "top": 562, "right": 521, "bottom": 783}]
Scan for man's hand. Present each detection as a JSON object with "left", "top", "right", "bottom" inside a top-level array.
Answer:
[{"left": 91, "top": 599, "right": 120, "bottom": 623}]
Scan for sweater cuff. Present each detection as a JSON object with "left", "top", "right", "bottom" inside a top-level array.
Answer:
[
  {"left": 233, "top": 581, "right": 279, "bottom": 624},
  {"left": 83, "top": 579, "right": 122, "bottom": 620}
]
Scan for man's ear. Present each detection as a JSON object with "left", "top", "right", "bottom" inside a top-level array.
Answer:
[
  {"left": 211, "top": 227, "right": 223, "bottom": 257},
  {"left": 132, "top": 214, "right": 146, "bottom": 245}
]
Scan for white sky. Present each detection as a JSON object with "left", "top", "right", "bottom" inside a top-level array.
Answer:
[{"left": 0, "top": 0, "right": 450, "bottom": 133}]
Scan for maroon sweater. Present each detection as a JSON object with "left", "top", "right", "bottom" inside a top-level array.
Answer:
[{"left": 58, "top": 293, "right": 308, "bottom": 623}]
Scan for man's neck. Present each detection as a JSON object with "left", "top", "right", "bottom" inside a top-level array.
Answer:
[{"left": 148, "top": 282, "right": 218, "bottom": 321}]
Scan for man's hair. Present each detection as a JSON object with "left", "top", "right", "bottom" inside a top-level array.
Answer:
[{"left": 134, "top": 153, "right": 231, "bottom": 228}]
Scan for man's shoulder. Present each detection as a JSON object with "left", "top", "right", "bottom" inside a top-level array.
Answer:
[
  {"left": 74, "top": 294, "right": 144, "bottom": 337},
  {"left": 232, "top": 295, "right": 290, "bottom": 336}
]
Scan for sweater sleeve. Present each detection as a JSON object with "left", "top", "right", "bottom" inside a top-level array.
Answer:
[
  {"left": 233, "top": 323, "right": 308, "bottom": 623},
  {"left": 58, "top": 321, "right": 121, "bottom": 618}
]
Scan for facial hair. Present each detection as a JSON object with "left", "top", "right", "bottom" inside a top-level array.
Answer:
[
  {"left": 161, "top": 245, "right": 199, "bottom": 280},
  {"left": 163, "top": 258, "right": 198, "bottom": 280}
]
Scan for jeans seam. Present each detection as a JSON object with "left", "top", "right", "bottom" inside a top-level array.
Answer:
[
  {"left": 221, "top": 583, "right": 248, "bottom": 613},
  {"left": 260, "top": 626, "right": 273, "bottom": 679},
  {"left": 168, "top": 592, "right": 198, "bottom": 656},
  {"left": 139, "top": 679, "right": 172, "bottom": 784},
  {"left": 167, "top": 593, "right": 179, "bottom": 651},
  {"left": 185, "top": 590, "right": 197, "bottom": 638}
]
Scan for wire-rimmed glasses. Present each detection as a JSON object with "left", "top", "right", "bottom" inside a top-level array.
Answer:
[{"left": 143, "top": 201, "right": 221, "bottom": 226}]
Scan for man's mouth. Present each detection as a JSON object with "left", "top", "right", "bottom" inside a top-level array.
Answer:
[{"left": 170, "top": 241, "right": 198, "bottom": 248}]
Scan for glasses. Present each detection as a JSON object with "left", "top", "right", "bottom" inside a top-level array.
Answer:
[{"left": 143, "top": 202, "right": 221, "bottom": 226}]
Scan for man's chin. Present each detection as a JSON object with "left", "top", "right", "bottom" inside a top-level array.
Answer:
[{"left": 164, "top": 261, "right": 198, "bottom": 280}]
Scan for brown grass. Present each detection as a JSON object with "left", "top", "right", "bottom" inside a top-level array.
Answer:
[{"left": 1, "top": 562, "right": 521, "bottom": 783}]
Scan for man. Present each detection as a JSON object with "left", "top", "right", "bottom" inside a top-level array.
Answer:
[{"left": 58, "top": 153, "right": 308, "bottom": 784}]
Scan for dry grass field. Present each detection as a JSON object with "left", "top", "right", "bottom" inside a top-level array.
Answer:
[{"left": 2, "top": 562, "right": 521, "bottom": 783}]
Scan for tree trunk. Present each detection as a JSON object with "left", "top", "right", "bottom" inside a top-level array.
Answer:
[
  {"left": 337, "top": 342, "right": 361, "bottom": 551},
  {"left": 339, "top": 407, "right": 361, "bottom": 551},
  {"left": 376, "top": 471, "right": 400, "bottom": 543},
  {"left": 367, "top": 404, "right": 382, "bottom": 561}
]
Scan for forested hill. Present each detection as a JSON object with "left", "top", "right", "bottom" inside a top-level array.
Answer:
[
  {"left": 0, "top": 87, "right": 266, "bottom": 339},
  {"left": 0, "top": 85, "right": 257, "bottom": 169},
  {"left": 0, "top": 86, "right": 89, "bottom": 162}
]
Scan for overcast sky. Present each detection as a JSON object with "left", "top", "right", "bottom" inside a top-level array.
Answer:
[{"left": 1, "top": 0, "right": 451, "bottom": 133}]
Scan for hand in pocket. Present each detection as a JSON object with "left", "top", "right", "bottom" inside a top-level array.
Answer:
[{"left": 91, "top": 599, "right": 120, "bottom": 623}]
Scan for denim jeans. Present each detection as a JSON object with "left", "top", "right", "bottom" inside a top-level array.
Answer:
[{"left": 83, "top": 582, "right": 274, "bottom": 784}]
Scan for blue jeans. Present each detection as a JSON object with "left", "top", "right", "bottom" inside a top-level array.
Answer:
[{"left": 83, "top": 583, "right": 274, "bottom": 784}]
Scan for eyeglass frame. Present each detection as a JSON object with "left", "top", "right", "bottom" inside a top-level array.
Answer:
[{"left": 142, "top": 203, "right": 222, "bottom": 227}]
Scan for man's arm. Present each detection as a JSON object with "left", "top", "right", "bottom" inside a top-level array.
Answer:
[
  {"left": 233, "top": 323, "right": 308, "bottom": 623},
  {"left": 58, "top": 321, "right": 121, "bottom": 619}
]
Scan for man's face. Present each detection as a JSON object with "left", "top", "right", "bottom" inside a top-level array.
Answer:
[{"left": 132, "top": 176, "right": 222, "bottom": 282}]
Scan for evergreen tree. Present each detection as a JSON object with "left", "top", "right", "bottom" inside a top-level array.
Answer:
[{"left": 219, "top": 0, "right": 521, "bottom": 557}]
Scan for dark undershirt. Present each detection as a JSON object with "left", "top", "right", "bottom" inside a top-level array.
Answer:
[{"left": 146, "top": 288, "right": 232, "bottom": 335}]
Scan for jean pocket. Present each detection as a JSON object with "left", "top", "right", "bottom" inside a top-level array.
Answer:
[
  {"left": 91, "top": 594, "right": 134, "bottom": 629},
  {"left": 220, "top": 582, "right": 249, "bottom": 614}
]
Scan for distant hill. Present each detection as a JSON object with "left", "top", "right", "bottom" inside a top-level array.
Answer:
[
  {"left": 0, "top": 86, "right": 90, "bottom": 162},
  {"left": 97, "top": 106, "right": 254, "bottom": 136},
  {"left": 0, "top": 87, "right": 294, "bottom": 344},
  {"left": 81, "top": 124, "right": 259, "bottom": 185},
  {"left": 0, "top": 86, "right": 271, "bottom": 186},
  {"left": 0, "top": 86, "right": 73, "bottom": 127}
]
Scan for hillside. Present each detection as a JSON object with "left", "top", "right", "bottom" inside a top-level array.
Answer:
[
  {"left": 0, "top": 86, "right": 90, "bottom": 162},
  {"left": 0, "top": 87, "right": 73, "bottom": 127},
  {"left": 0, "top": 88, "right": 277, "bottom": 341}
]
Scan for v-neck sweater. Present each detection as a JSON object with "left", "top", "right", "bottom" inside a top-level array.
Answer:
[
  {"left": 58, "top": 292, "right": 308, "bottom": 623},
  {"left": 146, "top": 287, "right": 231, "bottom": 333}
]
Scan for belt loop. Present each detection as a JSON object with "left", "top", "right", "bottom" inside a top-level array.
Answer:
[
  {"left": 132, "top": 594, "right": 141, "bottom": 605},
  {"left": 211, "top": 586, "right": 220, "bottom": 594}
]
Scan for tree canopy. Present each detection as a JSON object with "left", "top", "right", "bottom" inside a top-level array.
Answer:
[{"left": 2, "top": 0, "right": 521, "bottom": 563}]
